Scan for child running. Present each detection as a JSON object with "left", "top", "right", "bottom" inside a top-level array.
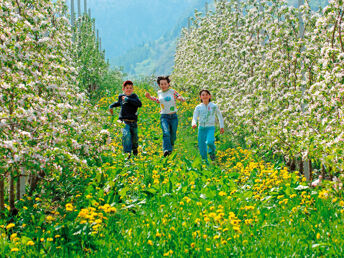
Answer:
[
  {"left": 109, "top": 80, "right": 142, "bottom": 158},
  {"left": 192, "top": 89, "right": 224, "bottom": 162},
  {"left": 145, "top": 76, "right": 185, "bottom": 157}
]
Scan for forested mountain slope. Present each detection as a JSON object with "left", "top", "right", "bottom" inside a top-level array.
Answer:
[{"left": 114, "top": 0, "right": 328, "bottom": 76}]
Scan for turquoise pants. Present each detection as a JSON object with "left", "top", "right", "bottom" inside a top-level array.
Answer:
[{"left": 198, "top": 126, "right": 215, "bottom": 161}]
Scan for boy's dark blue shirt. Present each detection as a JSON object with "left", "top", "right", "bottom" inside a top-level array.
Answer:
[{"left": 109, "top": 93, "right": 142, "bottom": 121}]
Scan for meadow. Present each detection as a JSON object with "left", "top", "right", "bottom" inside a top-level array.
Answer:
[{"left": 1, "top": 86, "right": 343, "bottom": 257}]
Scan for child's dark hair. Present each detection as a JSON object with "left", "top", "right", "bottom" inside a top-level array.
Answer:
[
  {"left": 157, "top": 76, "right": 170, "bottom": 85},
  {"left": 199, "top": 89, "right": 211, "bottom": 102},
  {"left": 123, "top": 80, "right": 133, "bottom": 88}
]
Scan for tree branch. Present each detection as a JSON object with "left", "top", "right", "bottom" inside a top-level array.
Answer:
[
  {"left": 331, "top": 10, "right": 341, "bottom": 49},
  {"left": 338, "top": 9, "right": 344, "bottom": 52}
]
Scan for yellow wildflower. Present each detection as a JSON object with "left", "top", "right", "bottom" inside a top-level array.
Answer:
[
  {"left": 316, "top": 233, "right": 321, "bottom": 239},
  {"left": 27, "top": 240, "right": 35, "bottom": 246},
  {"left": 6, "top": 223, "right": 15, "bottom": 230},
  {"left": 65, "top": 203, "right": 74, "bottom": 211},
  {"left": 219, "top": 191, "right": 227, "bottom": 196}
]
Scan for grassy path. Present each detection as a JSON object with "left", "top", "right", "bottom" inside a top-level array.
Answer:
[
  {"left": 95, "top": 86, "right": 344, "bottom": 256},
  {"left": 1, "top": 85, "right": 344, "bottom": 256}
]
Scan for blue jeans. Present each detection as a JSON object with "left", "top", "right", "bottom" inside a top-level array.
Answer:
[
  {"left": 160, "top": 113, "right": 178, "bottom": 152},
  {"left": 198, "top": 126, "right": 216, "bottom": 160},
  {"left": 122, "top": 122, "right": 138, "bottom": 153}
]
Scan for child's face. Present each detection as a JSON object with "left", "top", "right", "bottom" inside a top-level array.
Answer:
[
  {"left": 159, "top": 80, "right": 170, "bottom": 91},
  {"left": 200, "top": 91, "right": 211, "bottom": 103},
  {"left": 123, "top": 84, "right": 134, "bottom": 96}
]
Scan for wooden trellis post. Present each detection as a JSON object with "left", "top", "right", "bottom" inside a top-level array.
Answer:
[
  {"left": 84, "top": 0, "right": 87, "bottom": 15},
  {"left": 16, "top": 168, "right": 27, "bottom": 200},
  {"left": 77, "top": 0, "right": 81, "bottom": 18},
  {"left": 71, "top": 0, "right": 75, "bottom": 27},
  {"left": 97, "top": 29, "right": 99, "bottom": 44},
  {"left": 298, "top": 0, "right": 311, "bottom": 181}
]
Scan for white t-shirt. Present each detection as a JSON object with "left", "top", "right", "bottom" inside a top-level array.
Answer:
[
  {"left": 150, "top": 89, "right": 184, "bottom": 114},
  {"left": 192, "top": 102, "right": 224, "bottom": 128}
]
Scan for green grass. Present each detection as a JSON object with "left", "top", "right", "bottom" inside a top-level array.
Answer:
[{"left": 1, "top": 86, "right": 343, "bottom": 257}]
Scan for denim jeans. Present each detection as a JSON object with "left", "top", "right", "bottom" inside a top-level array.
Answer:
[
  {"left": 122, "top": 122, "right": 138, "bottom": 153},
  {"left": 160, "top": 113, "right": 178, "bottom": 152},
  {"left": 198, "top": 126, "right": 216, "bottom": 160}
]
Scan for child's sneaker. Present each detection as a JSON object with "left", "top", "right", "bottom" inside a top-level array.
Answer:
[
  {"left": 209, "top": 153, "right": 216, "bottom": 161},
  {"left": 163, "top": 151, "right": 171, "bottom": 157}
]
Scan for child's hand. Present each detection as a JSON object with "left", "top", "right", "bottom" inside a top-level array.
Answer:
[
  {"left": 192, "top": 125, "right": 197, "bottom": 129},
  {"left": 109, "top": 108, "right": 113, "bottom": 115},
  {"left": 178, "top": 96, "right": 185, "bottom": 102},
  {"left": 145, "top": 92, "right": 151, "bottom": 99},
  {"left": 220, "top": 128, "right": 224, "bottom": 134},
  {"left": 122, "top": 96, "right": 126, "bottom": 101}
]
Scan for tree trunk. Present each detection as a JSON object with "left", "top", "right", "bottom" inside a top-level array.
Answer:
[
  {"left": 29, "top": 175, "right": 39, "bottom": 195},
  {"left": 299, "top": 157, "right": 304, "bottom": 175},
  {"left": 321, "top": 164, "right": 326, "bottom": 178},
  {"left": 290, "top": 158, "right": 296, "bottom": 171},
  {"left": 0, "top": 176, "right": 4, "bottom": 211},
  {"left": 9, "top": 175, "right": 15, "bottom": 212},
  {"left": 16, "top": 174, "right": 21, "bottom": 200}
]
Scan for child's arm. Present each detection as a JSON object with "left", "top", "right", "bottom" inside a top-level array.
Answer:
[
  {"left": 145, "top": 92, "right": 160, "bottom": 103},
  {"left": 109, "top": 95, "right": 121, "bottom": 115},
  {"left": 174, "top": 90, "right": 185, "bottom": 102},
  {"left": 125, "top": 94, "right": 142, "bottom": 107},
  {"left": 216, "top": 105, "right": 225, "bottom": 134},
  {"left": 192, "top": 106, "right": 199, "bottom": 129}
]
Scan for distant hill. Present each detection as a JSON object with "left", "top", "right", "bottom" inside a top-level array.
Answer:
[
  {"left": 66, "top": 0, "right": 329, "bottom": 77},
  {"left": 66, "top": 0, "right": 205, "bottom": 61},
  {"left": 112, "top": 0, "right": 209, "bottom": 76},
  {"left": 113, "top": 0, "right": 328, "bottom": 77}
]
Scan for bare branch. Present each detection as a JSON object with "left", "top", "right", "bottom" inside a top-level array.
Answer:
[{"left": 338, "top": 10, "right": 344, "bottom": 52}]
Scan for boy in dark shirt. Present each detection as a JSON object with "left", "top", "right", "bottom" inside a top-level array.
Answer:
[{"left": 109, "top": 80, "right": 142, "bottom": 157}]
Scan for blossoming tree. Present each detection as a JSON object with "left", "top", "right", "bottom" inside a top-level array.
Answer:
[
  {"left": 0, "top": 0, "right": 111, "bottom": 213},
  {"left": 172, "top": 0, "right": 344, "bottom": 177}
]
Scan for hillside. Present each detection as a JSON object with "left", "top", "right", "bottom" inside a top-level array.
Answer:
[
  {"left": 112, "top": 0, "right": 209, "bottom": 76},
  {"left": 114, "top": 0, "right": 329, "bottom": 77}
]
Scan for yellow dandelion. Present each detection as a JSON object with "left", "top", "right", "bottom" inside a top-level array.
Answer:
[
  {"left": 27, "top": 240, "right": 35, "bottom": 246},
  {"left": 219, "top": 191, "right": 227, "bottom": 196},
  {"left": 6, "top": 223, "right": 15, "bottom": 230},
  {"left": 65, "top": 203, "right": 74, "bottom": 211}
]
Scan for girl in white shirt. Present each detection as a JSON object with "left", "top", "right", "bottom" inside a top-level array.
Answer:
[
  {"left": 192, "top": 89, "right": 224, "bottom": 161},
  {"left": 145, "top": 76, "right": 185, "bottom": 156}
]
